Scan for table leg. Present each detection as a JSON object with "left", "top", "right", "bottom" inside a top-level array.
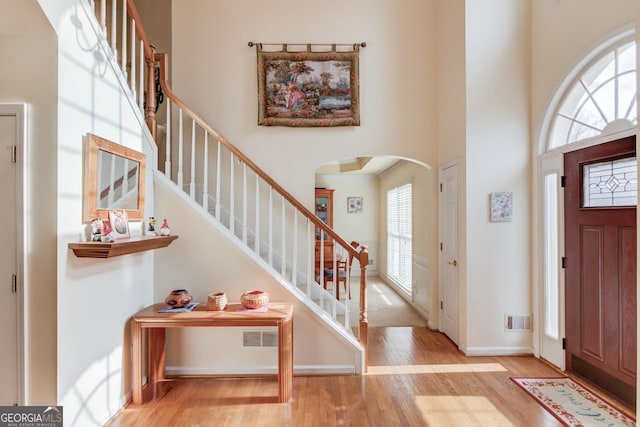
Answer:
[
  {"left": 132, "top": 321, "right": 143, "bottom": 405},
  {"left": 278, "top": 318, "right": 293, "bottom": 403},
  {"left": 148, "top": 328, "right": 166, "bottom": 382}
]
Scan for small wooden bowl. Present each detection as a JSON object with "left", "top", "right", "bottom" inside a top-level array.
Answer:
[{"left": 240, "top": 290, "right": 269, "bottom": 309}]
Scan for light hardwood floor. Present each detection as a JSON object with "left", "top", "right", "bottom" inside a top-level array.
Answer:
[{"left": 107, "top": 325, "right": 636, "bottom": 427}]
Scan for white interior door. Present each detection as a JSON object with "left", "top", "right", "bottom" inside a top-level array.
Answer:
[
  {"left": 539, "top": 155, "right": 565, "bottom": 369},
  {"left": 0, "top": 109, "right": 19, "bottom": 405},
  {"left": 439, "top": 162, "right": 459, "bottom": 345}
]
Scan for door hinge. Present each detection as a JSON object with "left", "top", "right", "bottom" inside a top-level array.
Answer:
[
  {"left": 11, "top": 145, "right": 17, "bottom": 163},
  {"left": 440, "top": 183, "right": 443, "bottom": 192},
  {"left": 562, "top": 337, "right": 566, "bottom": 350},
  {"left": 440, "top": 242, "right": 443, "bottom": 251},
  {"left": 11, "top": 275, "right": 17, "bottom": 293},
  {"left": 561, "top": 257, "right": 566, "bottom": 269},
  {"left": 440, "top": 301, "right": 443, "bottom": 310},
  {"left": 560, "top": 176, "right": 566, "bottom": 187}
]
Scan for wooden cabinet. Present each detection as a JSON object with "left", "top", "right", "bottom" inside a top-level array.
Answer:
[
  {"left": 315, "top": 188, "right": 334, "bottom": 239},
  {"left": 315, "top": 188, "right": 334, "bottom": 274}
]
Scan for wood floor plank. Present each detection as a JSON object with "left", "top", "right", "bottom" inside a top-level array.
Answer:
[{"left": 107, "top": 326, "right": 631, "bottom": 427}]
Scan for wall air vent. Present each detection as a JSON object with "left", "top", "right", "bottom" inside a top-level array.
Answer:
[
  {"left": 243, "top": 331, "right": 278, "bottom": 347},
  {"left": 505, "top": 314, "right": 531, "bottom": 331},
  {"left": 243, "top": 331, "right": 262, "bottom": 347}
]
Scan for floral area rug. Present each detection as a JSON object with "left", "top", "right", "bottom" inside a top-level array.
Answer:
[{"left": 511, "top": 377, "right": 635, "bottom": 426}]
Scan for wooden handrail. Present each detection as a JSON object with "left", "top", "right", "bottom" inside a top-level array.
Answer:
[{"left": 152, "top": 51, "right": 361, "bottom": 262}]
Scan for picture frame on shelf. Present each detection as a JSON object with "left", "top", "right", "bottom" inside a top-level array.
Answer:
[{"left": 108, "top": 209, "right": 130, "bottom": 239}]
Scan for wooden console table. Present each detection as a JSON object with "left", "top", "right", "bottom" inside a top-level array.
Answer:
[{"left": 131, "top": 302, "right": 293, "bottom": 404}]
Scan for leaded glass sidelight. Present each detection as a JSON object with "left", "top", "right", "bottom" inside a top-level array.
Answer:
[{"left": 582, "top": 156, "right": 637, "bottom": 207}]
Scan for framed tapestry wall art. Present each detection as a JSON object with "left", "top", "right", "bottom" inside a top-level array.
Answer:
[{"left": 255, "top": 44, "right": 361, "bottom": 127}]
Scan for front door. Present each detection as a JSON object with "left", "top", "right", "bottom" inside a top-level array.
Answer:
[
  {"left": 0, "top": 111, "right": 19, "bottom": 405},
  {"left": 564, "top": 135, "right": 636, "bottom": 407}
]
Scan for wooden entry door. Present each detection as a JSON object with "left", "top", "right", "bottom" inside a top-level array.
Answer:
[{"left": 564, "top": 135, "right": 636, "bottom": 407}]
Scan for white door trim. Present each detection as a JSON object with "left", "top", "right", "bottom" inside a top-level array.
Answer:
[
  {"left": 0, "top": 104, "right": 26, "bottom": 405},
  {"left": 537, "top": 154, "right": 566, "bottom": 369}
]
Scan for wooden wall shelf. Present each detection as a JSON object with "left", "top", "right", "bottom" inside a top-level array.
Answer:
[{"left": 69, "top": 235, "right": 178, "bottom": 258}]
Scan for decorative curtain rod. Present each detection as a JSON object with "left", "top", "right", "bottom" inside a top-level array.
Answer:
[{"left": 248, "top": 41, "right": 366, "bottom": 51}]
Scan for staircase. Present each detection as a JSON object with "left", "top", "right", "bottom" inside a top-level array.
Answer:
[{"left": 85, "top": 0, "right": 370, "bottom": 367}]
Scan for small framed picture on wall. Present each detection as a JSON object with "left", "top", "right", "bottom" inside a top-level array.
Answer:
[
  {"left": 347, "top": 196, "right": 363, "bottom": 213},
  {"left": 489, "top": 192, "right": 513, "bottom": 222}
]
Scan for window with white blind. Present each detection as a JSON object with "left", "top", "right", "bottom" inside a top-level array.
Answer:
[{"left": 387, "top": 183, "right": 412, "bottom": 292}]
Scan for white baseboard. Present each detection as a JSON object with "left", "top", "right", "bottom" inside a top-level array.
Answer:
[
  {"left": 165, "top": 364, "right": 356, "bottom": 376},
  {"left": 463, "top": 346, "right": 534, "bottom": 356}
]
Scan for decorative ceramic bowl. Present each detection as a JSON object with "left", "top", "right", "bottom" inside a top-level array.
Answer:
[
  {"left": 241, "top": 290, "right": 269, "bottom": 309},
  {"left": 165, "top": 289, "right": 192, "bottom": 308},
  {"left": 207, "top": 292, "right": 228, "bottom": 311}
]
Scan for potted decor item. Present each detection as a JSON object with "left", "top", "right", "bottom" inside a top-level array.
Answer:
[
  {"left": 240, "top": 290, "right": 269, "bottom": 309},
  {"left": 207, "top": 292, "right": 228, "bottom": 311},
  {"left": 165, "top": 289, "right": 193, "bottom": 308}
]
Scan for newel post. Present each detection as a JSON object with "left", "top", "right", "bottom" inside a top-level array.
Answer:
[
  {"left": 358, "top": 244, "right": 369, "bottom": 372},
  {"left": 145, "top": 44, "right": 157, "bottom": 141}
]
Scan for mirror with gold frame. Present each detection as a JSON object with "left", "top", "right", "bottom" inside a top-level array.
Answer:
[{"left": 83, "top": 133, "right": 146, "bottom": 222}]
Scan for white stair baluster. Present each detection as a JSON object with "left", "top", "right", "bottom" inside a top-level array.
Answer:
[
  {"left": 203, "top": 132, "right": 209, "bottom": 212},
  {"left": 307, "top": 220, "right": 313, "bottom": 297},
  {"left": 100, "top": 0, "right": 106, "bottom": 33},
  {"left": 110, "top": 0, "right": 117, "bottom": 54},
  {"left": 242, "top": 163, "right": 248, "bottom": 244},
  {"left": 138, "top": 40, "right": 144, "bottom": 111},
  {"left": 255, "top": 174, "right": 260, "bottom": 254},
  {"left": 130, "top": 18, "right": 136, "bottom": 97},
  {"left": 121, "top": 1, "right": 127, "bottom": 79},
  {"left": 190, "top": 119, "right": 196, "bottom": 199},
  {"left": 229, "top": 153, "right": 235, "bottom": 235},
  {"left": 177, "top": 109, "right": 183, "bottom": 189},
  {"left": 281, "top": 197, "right": 286, "bottom": 276},
  {"left": 215, "top": 139, "right": 221, "bottom": 221},
  {"left": 292, "top": 212, "right": 298, "bottom": 287},
  {"left": 268, "top": 187, "right": 273, "bottom": 266},
  {"left": 165, "top": 98, "right": 171, "bottom": 177}
]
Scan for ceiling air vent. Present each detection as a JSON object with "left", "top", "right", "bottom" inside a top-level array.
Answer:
[{"left": 505, "top": 314, "right": 531, "bottom": 332}]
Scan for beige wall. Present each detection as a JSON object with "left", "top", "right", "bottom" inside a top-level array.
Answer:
[
  {"left": 170, "top": 0, "right": 439, "bottom": 208},
  {"left": 464, "top": 0, "right": 532, "bottom": 353},
  {"left": 0, "top": 0, "right": 58, "bottom": 405}
]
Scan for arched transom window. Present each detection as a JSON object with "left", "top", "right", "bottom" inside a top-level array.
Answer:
[{"left": 549, "top": 39, "right": 637, "bottom": 150}]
